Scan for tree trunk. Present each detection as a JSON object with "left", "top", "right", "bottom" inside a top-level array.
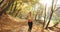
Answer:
[
  {"left": 45, "top": 0, "right": 54, "bottom": 29},
  {"left": 0, "top": 0, "right": 4, "bottom": 5},
  {"left": 9, "top": 2, "right": 14, "bottom": 15},
  {"left": 0, "top": 0, "right": 15, "bottom": 16},
  {"left": 43, "top": 4, "right": 47, "bottom": 27},
  {"left": 15, "top": 9, "right": 21, "bottom": 17},
  {"left": 12, "top": 1, "right": 17, "bottom": 16}
]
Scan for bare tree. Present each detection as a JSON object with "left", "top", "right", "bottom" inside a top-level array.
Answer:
[
  {"left": 43, "top": 4, "right": 47, "bottom": 27},
  {"left": 45, "top": 0, "right": 58, "bottom": 29},
  {"left": 45, "top": 0, "right": 54, "bottom": 29}
]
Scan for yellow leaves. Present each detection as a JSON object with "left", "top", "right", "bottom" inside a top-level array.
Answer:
[
  {"left": 16, "top": 0, "right": 22, "bottom": 2},
  {"left": 7, "top": 0, "right": 43, "bottom": 17}
]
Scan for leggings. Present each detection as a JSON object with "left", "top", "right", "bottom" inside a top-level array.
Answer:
[{"left": 28, "top": 22, "right": 33, "bottom": 30}]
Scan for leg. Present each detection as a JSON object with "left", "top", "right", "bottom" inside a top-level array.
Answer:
[{"left": 28, "top": 22, "right": 33, "bottom": 32}]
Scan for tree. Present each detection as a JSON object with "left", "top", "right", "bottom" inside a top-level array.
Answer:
[
  {"left": 0, "top": 0, "right": 15, "bottom": 16},
  {"left": 9, "top": 2, "right": 14, "bottom": 15},
  {"left": 12, "top": 1, "right": 17, "bottom": 16},
  {"left": 43, "top": 4, "right": 47, "bottom": 27},
  {"left": 45, "top": 0, "right": 58, "bottom": 29},
  {"left": 15, "top": 9, "right": 21, "bottom": 17}
]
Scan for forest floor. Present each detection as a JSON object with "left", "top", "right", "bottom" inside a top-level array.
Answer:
[{"left": 0, "top": 14, "right": 60, "bottom": 32}]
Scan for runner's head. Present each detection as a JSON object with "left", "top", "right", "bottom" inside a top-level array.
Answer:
[{"left": 29, "top": 12, "right": 31, "bottom": 16}]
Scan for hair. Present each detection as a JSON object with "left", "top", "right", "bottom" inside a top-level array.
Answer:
[{"left": 28, "top": 12, "right": 32, "bottom": 16}]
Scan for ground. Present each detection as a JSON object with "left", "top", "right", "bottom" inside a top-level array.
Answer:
[{"left": 0, "top": 14, "right": 60, "bottom": 32}]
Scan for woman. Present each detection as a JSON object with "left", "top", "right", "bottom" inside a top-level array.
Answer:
[{"left": 27, "top": 12, "right": 33, "bottom": 32}]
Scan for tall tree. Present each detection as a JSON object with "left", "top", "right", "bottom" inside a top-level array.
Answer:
[
  {"left": 45, "top": 0, "right": 57, "bottom": 29},
  {"left": 43, "top": 4, "right": 47, "bottom": 27},
  {"left": 45, "top": 0, "right": 54, "bottom": 29}
]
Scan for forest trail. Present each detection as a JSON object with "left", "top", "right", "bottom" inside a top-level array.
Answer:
[
  {"left": 0, "top": 14, "right": 44, "bottom": 32},
  {"left": 0, "top": 14, "right": 60, "bottom": 32}
]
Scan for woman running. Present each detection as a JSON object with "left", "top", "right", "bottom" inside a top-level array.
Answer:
[{"left": 27, "top": 12, "right": 33, "bottom": 32}]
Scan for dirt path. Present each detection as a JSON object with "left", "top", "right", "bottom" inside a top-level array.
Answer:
[{"left": 0, "top": 14, "right": 60, "bottom": 32}]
